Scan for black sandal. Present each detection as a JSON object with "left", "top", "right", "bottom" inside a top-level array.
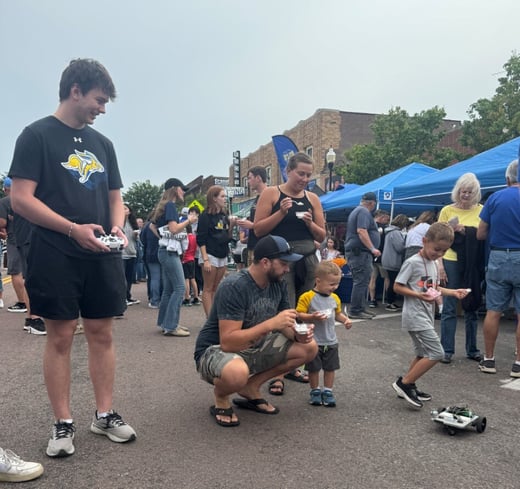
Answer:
[
  {"left": 209, "top": 405, "right": 240, "bottom": 427},
  {"left": 268, "top": 379, "right": 285, "bottom": 396},
  {"left": 284, "top": 369, "right": 309, "bottom": 383}
]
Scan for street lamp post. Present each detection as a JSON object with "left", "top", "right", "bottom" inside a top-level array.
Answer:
[{"left": 326, "top": 148, "right": 336, "bottom": 192}]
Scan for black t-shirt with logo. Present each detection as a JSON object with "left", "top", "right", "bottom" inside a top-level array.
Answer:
[{"left": 9, "top": 116, "right": 123, "bottom": 258}]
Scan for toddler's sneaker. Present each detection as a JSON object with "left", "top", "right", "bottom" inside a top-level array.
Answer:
[
  {"left": 90, "top": 411, "right": 136, "bottom": 443},
  {"left": 321, "top": 390, "right": 336, "bottom": 407},
  {"left": 309, "top": 388, "right": 322, "bottom": 406},
  {"left": 0, "top": 447, "right": 44, "bottom": 482},
  {"left": 46, "top": 420, "right": 75, "bottom": 458}
]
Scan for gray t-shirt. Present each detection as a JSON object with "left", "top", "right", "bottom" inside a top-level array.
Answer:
[
  {"left": 296, "top": 289, "right": 341, "bottom": 346},
  {"left": 0, "top": 196, "right": 14, "bottom": 244},
  {"left": 194, "top": 269, "right": 290, "bottom": 363},
  {"left": 395, "top": 253, "right": 438, "bottom": 331},
  {"left": 344, "top": 205, "right": 380, "bottom": 252}
]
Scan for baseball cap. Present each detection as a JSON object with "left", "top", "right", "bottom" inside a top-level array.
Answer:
[
  {"left": 3, "top": 176, "right": 12, "bottom": 188},
  {"left": 254, "top": 235, "right": 303, "bottom": 262},
  {"left": 361, "top": 191, "right": 377, "bottom": 202},
  {"left": 164, "top": 178, "right": 190, "bottom": 192}
]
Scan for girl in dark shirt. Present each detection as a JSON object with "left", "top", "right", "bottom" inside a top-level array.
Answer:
[{"left": 197, "top": 185, "right": 237, "bottom": 316}]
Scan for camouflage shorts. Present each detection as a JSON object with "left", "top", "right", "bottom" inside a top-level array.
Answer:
[{"left": 197, "top": 331, "right": 292, "bottom": 385}]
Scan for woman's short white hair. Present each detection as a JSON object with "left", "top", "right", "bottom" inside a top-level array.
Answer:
[
  {"left": 505, "top": 159, "right": 518, "bottom": 184},
  {"left": 451, "top": 172, "right": 481, "bottom": 206}
]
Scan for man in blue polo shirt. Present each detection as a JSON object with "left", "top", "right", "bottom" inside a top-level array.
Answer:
[{"left": 477, "top": 159, "right": 520, "bottom": 377}]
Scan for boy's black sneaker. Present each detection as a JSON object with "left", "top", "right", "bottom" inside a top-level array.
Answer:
[
  {"left": 7, "top": 302, "right": 27, "bottom": 313},
  {"left": 411, "top": 384, "right": 432, "bottom": 401},
  {"left": 182, "top": 299, "right": 192, "bottom": 307},
  {"left": 395, "top": 381, "right": 432, "bottom": 401},
  {"left": 392, "top": 376, "right": 423, "bottom": 408}
]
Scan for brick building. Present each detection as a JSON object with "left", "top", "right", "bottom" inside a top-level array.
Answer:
[{"left": 229, "top": 108, "right": 465, "bottom": 212}]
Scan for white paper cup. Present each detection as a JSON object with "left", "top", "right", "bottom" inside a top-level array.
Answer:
[{"left": 295, "top": 212, "right": 305, "bottom": 219}]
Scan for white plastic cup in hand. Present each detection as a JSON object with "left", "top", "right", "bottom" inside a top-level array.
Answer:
[
  {"left": 317, "top": 309, "right": 332, "bottom": 318},
  {"left": 295, "top": 211, "right": 306, "bottom": 219},
  {"left": 294, "top": 323, "right": 310, "bottom": 335}
]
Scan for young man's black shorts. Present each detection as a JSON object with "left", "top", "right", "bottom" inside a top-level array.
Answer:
[{"left": 26, "top": 235, "right": 126, "bottom": 320}]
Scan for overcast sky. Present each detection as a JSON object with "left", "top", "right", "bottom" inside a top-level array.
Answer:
[{"left": 1, "top": 0, "right": 518, "bottom": 190}]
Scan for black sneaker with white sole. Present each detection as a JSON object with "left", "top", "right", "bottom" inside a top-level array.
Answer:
[
  {"left": 478, "top": 359, "right": 496, "bottom": 374},
  {"left": 27, "top": 318, "right": 46, "bottom": 335},
  {"left": 510, "top": 362, "right": 520, "bottom": 378},
  {"left": 395, "top": 381, "right": 432, "bottom": 401},
  {"left": 7, "top": 302, "right": 27, "bottom": 313},
  {"left": 411, "top": 384, "right": 432, "bottom": 401},
  {"left": 392, "top": 376, "right": 423, "bottom": 408}
]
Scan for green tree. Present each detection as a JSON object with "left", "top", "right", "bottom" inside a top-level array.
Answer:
[
  {"left": 122, "top": 180, "right": 162, "bottom": 219},
  {"left": 336, "top": 106, "right": 459, "bottom": 185},
  {"left": 461, "top": 52, "right": 520, "bottom": 152}
]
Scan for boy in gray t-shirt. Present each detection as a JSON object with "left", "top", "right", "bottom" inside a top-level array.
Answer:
[{"left": 391, "top": 223, "right": 471, "bottom": 408}]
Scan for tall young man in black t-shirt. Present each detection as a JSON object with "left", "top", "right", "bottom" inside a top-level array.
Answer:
[{"left": 9, "top": 59, "right": 136, "bottom": 458}]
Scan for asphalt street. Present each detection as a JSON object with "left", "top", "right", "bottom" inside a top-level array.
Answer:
[{"left": 1, "top": 271, "right": 519, "bottom": 489}]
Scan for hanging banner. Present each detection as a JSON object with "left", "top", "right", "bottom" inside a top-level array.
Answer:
[{"left": 272, "top": 135, "right": 298, "bottom": 182}]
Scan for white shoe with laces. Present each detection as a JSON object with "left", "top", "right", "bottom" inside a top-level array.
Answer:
[
  {"left": 0, "top": 447, "right": 44, "bottom": 482},
  {"left": 90, "top": 411, "right": 136, "bottom": 443},
  {"left": 46, "top": 421, "right": 75, "bottom": 458}
]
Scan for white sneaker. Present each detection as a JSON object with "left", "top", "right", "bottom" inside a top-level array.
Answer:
[
  {"left": 46, "top": 421, "right": 75, "bottom": 458},
  {"left": 0, "top": 299, "right": 4, "bottom": 308},
  {"left": 0, "top": 447, "right": 44, "bottom": 482}
]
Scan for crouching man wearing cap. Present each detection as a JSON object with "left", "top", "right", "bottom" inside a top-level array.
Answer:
[{"left": 194, "top": 234, "right": 318, "bottom": 427}]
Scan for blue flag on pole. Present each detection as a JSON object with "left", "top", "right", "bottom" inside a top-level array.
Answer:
[{"left": 272, "top": 135, "right": 298, "bottom": 182}]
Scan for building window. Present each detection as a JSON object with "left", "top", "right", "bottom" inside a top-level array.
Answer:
[
  {"left": 266, "top": 166, "right": 272, "bottom": 185},
  {"left": 305, "top": 146, "right": 313, "bottom": 158}
]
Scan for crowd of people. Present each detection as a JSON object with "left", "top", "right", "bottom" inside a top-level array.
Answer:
[{"left": 1, "top": 56, "right": 519, "bottom": 483}]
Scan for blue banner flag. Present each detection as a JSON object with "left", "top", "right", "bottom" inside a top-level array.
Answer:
[{"left": 272, "top": 135, "right": 298, "bottom": 182}]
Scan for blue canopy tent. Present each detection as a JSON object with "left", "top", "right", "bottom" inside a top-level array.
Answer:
[
  {"left": 319, "top": 183, "right": 360, "bottom": 208},
  {"left": 321, "top": 162, "right": 439, "bottom": 221},
  {"left": 392, "top": 137, "right": 520, "bottom": 211}
]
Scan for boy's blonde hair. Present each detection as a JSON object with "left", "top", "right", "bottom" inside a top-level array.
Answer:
[
  {"left": 315, "top": 260, "right": 342, "bottom": 279},
  {"left": 424, "top": 222, "right": 454, "bottom": 244}
]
